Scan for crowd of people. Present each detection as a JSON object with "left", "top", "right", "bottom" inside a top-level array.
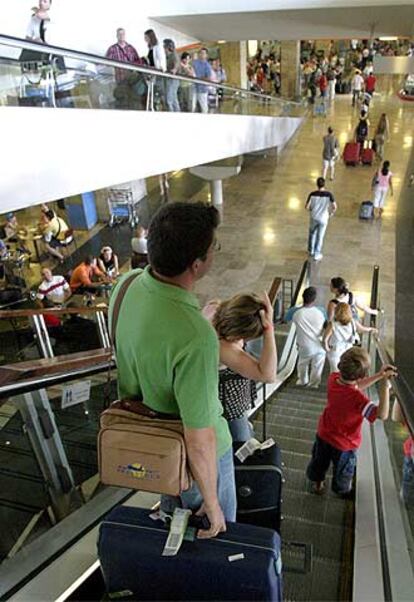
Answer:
[
  {"left": 22, "top": 1, "right": 228, "bottom": 113},
  {"left": 106, "top": 200, "right": 411, "bottom": 540},
  {"left": 105, "top": 29, "right": 228, "bottom": 113}
]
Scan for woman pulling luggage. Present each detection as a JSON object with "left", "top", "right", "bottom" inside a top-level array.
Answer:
[{"left": 372, "top": 160, "right": 394, "bottom": 218}]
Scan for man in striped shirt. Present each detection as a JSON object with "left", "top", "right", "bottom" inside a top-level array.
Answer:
[
  {"left": 307, "top": 347, "right": 396, "bottom": 495},
  {"left": 37, "top": 268, "right": 71, "bottom": 306}
]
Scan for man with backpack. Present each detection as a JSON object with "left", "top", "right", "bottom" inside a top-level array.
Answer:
[{"left": 322, "top": 127, "right": 339, "bottom": 181}]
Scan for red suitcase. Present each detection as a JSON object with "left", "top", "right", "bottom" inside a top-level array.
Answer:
[
  {"left": 343, "top": 142, "right": 360, "bottom": 166},
  {"left": 361, "top": 147, "right": 374, "bottom": 165}
]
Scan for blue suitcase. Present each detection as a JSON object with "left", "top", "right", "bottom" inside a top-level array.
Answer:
[{"left": 98, "top": 506, "right": 283, "bottom": 601}]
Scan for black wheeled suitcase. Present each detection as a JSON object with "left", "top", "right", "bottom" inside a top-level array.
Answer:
[
  {"left": 359, "top": 200, "right": 374, "bottom": 220},
  {"left": 98, "top": 506, "right": 283, "bottom": 601},
  {"left": 234, "top": 441, "right": 283, "bottom": 533}
]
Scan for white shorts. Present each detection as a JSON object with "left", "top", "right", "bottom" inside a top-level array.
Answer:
[
  {"left": 373, "top": 187, "right": 388, "bottom": 208},
  {"left": 323, "top": 159, "right": 335, "bottom": 169}
]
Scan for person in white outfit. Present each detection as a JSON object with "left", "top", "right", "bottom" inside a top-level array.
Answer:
[
  {"left": 293, "top": 287, "right": 326, "bottom": 388},
  {"left": 323, "top": 303, "right": 377, "bottom": 372},
  {"left": 372, "top": 160, "right": 394, "bottom": 218}
]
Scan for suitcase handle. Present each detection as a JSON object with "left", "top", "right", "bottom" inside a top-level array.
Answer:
[{"left": 282, "top": 541, "right": 313, "bottom": 574}]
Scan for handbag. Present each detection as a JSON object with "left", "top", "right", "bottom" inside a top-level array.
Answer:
[
  {"left": 371, "top": 171, "right": 380, "bottom": 189},
  {"left": 98, "top": 272, "right": 192, "bottom": 496}
]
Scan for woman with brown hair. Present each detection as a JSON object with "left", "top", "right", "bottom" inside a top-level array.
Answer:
[
  {"left": 323, "top": 302, "right": 376, "bottom": 372},
  {"left": 204, "top": 292, "right": 277, "bottom": 441}
]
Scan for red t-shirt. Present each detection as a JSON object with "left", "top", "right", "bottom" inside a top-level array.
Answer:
[
  {"left": 317, "top": 372, "right": 378, "bottom": 451},
  {"left": 403, "top": 437, "right": 414, "bottom": 458},
  {"left": 319, "top": 75, "right": 328, "bottom": 91},
  {"left": 365, "top": 75, "right": 376, "bottom": 93}
]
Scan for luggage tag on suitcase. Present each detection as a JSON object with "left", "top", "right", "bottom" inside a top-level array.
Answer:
[
  {"left": 235, "top": 437, "right": 276, "bottom": 463},
  {"left": 162, "top": 508, "right": 192, "bottom": 557}
]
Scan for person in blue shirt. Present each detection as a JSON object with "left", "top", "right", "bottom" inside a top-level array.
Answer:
[{"left": 192, "top": 48, "right": 213, "bottom": 114}]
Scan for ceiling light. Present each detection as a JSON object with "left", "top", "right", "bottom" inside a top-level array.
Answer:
[
  {"left": 217, "top": 40, "right": 227, "bottom": 44},
  {"left": 379, "top": 36, "right": 398, "bottom": 41}
]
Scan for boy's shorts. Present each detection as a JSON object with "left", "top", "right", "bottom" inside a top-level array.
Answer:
[
  {"left": 402, "top": 456, "right": 414, "bottom": 505},
  {"left": 307, "top": 435, "right": 357, "bottom": 495}
]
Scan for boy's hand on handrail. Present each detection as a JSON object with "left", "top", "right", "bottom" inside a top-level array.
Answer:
[{"left": 379, "top": 364, "right": 398, "bottom": 380}]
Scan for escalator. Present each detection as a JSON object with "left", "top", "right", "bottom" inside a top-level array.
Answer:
[{"left": 260, "top": 376, "right": 354, "bottom": 601}]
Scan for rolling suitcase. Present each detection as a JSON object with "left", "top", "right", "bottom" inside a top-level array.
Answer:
[
  {"left": 361, "top": 146, "right": 374, "bottom": 165},
  {"left": 234, "top": 441, "right": 283, "bottom": 533},
  {"left": 343, "top": 142, "right": 360, "bottom": 166},
  {"left": 98, "top": 506, "right": 283, "bottom": 601},
  {"left": 359, "top": 200, "right": 374, "bottom": 220}
]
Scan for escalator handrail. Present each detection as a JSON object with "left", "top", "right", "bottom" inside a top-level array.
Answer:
[
  {"left": 0, "top": 33, "right": 304, "bottom": 108},
  {"left": 0, "top": 348, "right": 114, "bottom": 400},
  {"left": 369, "top": 264, "right": 414, "bottom": 438},
  {"left": 0, "top": 305, "right": 107, "bottom": 319}
]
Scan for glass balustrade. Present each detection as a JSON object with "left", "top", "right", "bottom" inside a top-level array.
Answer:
[{"left": 0, "top": 34, "right": 306, "bottom": 118}]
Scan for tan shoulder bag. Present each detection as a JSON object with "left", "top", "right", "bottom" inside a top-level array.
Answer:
[{"left": 98, "top": 272, "right": 192, "bottom": 496}]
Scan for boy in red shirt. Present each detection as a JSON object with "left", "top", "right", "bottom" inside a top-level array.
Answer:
[{"left": 307, "top": 347, "right": 397, "bottom": 495}]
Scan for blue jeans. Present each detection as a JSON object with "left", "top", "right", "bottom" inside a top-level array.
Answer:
[
  {"left": 165, "top": 79, "right": 180, "bottom": 112},
  {"left": 307, "top": 435, "right": 357, "bottom": 494},
  {"left": 308, "top": 219, "right": 327, "bottom": 256},
  {"left": 229, "top": 415, "right": 254, "bottom": 443},
  {"left": 161, "top": 447, "right": 237, "bottom": 521},
  {"left": 402, "top": 456, "right": 414, "bottom": 506}
]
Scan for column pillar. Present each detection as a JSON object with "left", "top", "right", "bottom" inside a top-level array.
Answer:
[
  {"left": 218, "top": 41, "right": 248, "bottom": 89},
  {"left": 210, "top": 180, "right": 223, "bottom": 206},
  {"left": 280, "top": 41, "right": 301, "bottom": 99}
]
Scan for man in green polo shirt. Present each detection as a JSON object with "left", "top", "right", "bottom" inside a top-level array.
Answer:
[{"left": 109, "top": 202, "right": 235, "bottom": 539}]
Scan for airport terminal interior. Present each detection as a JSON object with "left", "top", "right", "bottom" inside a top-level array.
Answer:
[{"left": 0, "top": 0, "right": 414, "bottom": 600}]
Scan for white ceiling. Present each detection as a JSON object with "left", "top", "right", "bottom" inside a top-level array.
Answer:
[{"left": 152, "top": 4, "right": 414, "bottom": 41}]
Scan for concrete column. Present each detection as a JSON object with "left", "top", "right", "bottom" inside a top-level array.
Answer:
[
  {"left": 219, "top": 41, "right": 248, "bottom": 89},
  {"left": 280, "top": 41, "right": 301, "bottom": 99},
  {"left": 210, "top": 179, "right": 223, "bottom": 206},
  {"left": 314, "top": 40, "right": 332, "bottom": 57}
]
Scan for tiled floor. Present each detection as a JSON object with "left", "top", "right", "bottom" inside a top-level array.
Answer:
[{"left": 194, "top": 75, "right": 414, "bottom": 352}]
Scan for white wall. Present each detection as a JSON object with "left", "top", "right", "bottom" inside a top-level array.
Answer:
[
  {"left": 0, "top": 0, "right": 198, "bottom": 59},
  {"left": 150, "top": 0, "right": 413, "bottom": 17},
  {"left": 0, "top": 107, "right": 302, "bottom": 212}
]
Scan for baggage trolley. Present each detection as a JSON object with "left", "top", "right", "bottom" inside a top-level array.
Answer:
[
  {"left": 107, "top": 188, "right": 138, "bottom": 228},
  {"left": 313, "top": 96, "right": 327, "bottom": 117}
]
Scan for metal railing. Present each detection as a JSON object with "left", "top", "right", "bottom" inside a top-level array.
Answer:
[{"left": 0, "top": 34, "right": 305, "bottom": 113}]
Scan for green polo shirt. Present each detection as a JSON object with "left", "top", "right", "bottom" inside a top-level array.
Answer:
[{"left": 109, "top": 267, "right": 231, "bottom": 459}]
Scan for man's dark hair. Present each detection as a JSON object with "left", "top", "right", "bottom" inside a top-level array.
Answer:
[
  {"left": 147, "top": 202, "right": 220, "bottom": 277},
  {"left": 200, "top": 47, "right": 209, "bottom": 54},
  {"left": 303, "top": 286, "right": 317, "bottom": 305},
  {"left": 84, "top": 255, "right": 95, "bottom": 266},
  {"left": 181, "top": 51, "right": 191, "bottom": 61},
  {"left": 327, "top": 126, "right": 333, "bottom": 134},
  {"left": 317, "top": 176, "right": 325, "bottom": 189}
]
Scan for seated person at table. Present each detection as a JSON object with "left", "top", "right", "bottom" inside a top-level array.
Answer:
[
  {"left": 98, "top": 246, "right": 119, "bottom": 278},
  {"left": 70, "top": 255, "right": 108, "bottom": 294},
  {"left": 2, "top": 213, "right": 30, "bottom": 253},
  {"left": 37, "top": 267, "right": 71, "bottom": 306},
  {"left": 131, "top": 226, "right": 148, "bottom": 269},
  {"left": 0, "top": 238, "right": 8, "bottom": 280},
  {"left": 42, "top": 210, "right": 73, "bottom": 262}
]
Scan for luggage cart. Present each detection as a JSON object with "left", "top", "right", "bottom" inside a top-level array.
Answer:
[{"left": 107, "top": 188, "right": 138, "bottom": 228}]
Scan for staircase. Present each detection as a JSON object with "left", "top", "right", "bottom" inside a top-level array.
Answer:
[{"left": 258, "top": 374, "right": 355, "bottom": 601}]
